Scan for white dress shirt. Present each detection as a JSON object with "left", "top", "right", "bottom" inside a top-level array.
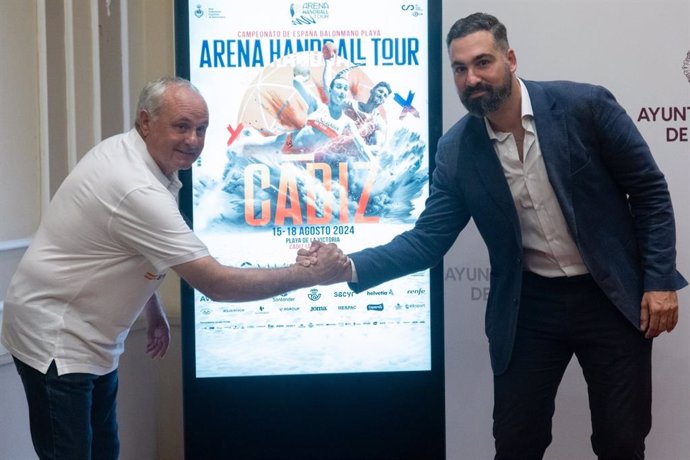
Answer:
[{"left": 485, "top": 79, "right": 588, "bottom": 277}]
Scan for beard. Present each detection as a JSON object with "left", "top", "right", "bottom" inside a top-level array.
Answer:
[{"left": 460, "top": 66, "right": 513, "bottom": 117}]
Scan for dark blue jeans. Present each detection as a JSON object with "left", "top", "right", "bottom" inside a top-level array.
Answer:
[
  {"left": 13, "top": 357, "right": 120, "bottom": 460},
  {"left": 493, "top": 272, "right": 652, "bottom": 460}
]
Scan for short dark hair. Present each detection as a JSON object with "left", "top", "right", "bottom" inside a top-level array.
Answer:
[
  {"left": 446, "top": 13, "right": 509, "bottom": 51},
  {"left": 371, "top": 81, "right": 392, "bottom": 95}
]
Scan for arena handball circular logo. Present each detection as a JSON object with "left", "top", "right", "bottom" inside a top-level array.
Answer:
[
  {"left": 290, "top": 2, "right": 330, "bottom": 25},
  {"left": 683, "top": 50, "right": 690, "bottom": 83}
]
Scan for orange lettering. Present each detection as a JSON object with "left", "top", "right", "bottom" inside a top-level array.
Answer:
[
  {"left": 244, "top": 164, "right": 271, "bottom": 225},
  {"left": 353, "top": 162, "right": 379, "bottom": 223},
  {"left": 338, "top": 162, "right": 349, "bottom": 223},
  {"left": 275, "top": 168, "right": 302, "bottom": 225},
  {"left": 306, "top": 163, "right": 332, "bottom": 224}
]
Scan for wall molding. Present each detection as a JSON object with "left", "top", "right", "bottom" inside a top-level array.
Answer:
[
  {"left": 0, "top": 302, "right": 8, "bottom": 366},
  {"left": 0, "top": 311, "right": 182, "bottom": 368},
  {"left": 0, "top": 237, "right": 30, "bottom": 320},
  {"left": 0, "top": 238, "right": 31, "bottom": 253},
  {"left": 37, "top": 0, "right": 50, "bottom": 212},
  {"left": 0, "top": 239, "right": 29, "bottom": 365}
]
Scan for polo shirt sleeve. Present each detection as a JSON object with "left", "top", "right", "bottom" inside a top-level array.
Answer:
[{"left": 108, "top": 185, "right": 210, "bottom": 272}]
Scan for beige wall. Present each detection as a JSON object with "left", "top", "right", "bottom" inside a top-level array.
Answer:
[
  {"left": 0, "top": 1, "right": 181, "bottom": 459},
  {"left": 0, "top": 1, "right": 41, "bottom": 241},
  {"left": 127, "top": 0, "right": 183, "bottom": 317},
  {"left": 0, "top": 0, "right": 177, "bottom": 241},
  {"left": 0, "top": 0, "right": 180, "bottom": 307},
  {"left": 3, "top": 2, "right": 689, "bottom": 460}
]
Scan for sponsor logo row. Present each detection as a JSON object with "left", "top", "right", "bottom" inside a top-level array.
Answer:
[
  {"left": 199, "top": 301, "right": 427, "bottom": 316},
  {"left": 198, "top": 318, "right": 428, "bottom": 332}
]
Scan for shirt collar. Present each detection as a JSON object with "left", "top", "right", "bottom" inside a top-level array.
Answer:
[
  {"left": 130, "top": 129, "right": 183, "bottom": 194},
  {"left": 485, "top": 78, "right": 535, "bottom": 140}
]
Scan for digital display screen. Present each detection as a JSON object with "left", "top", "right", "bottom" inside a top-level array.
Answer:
[{"left": 185, "top": 0, "right": 433, "bottom": 377}]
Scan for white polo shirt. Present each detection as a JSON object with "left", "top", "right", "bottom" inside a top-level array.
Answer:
[{"left": 1, "top": 129, "right": 209, "bottom": 375}]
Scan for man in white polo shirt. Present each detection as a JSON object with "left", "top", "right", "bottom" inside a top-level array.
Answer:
[{"left": 0, "top": 77, "right": 350, "bottom": 460}]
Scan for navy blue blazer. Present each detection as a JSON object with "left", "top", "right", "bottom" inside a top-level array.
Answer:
[{"left": 348, "top": 80, "right": 687, "bottom": 375}]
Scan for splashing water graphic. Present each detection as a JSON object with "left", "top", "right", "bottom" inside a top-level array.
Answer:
[{"left": 193, "top": 127, "right": 428, "bottom": 231}]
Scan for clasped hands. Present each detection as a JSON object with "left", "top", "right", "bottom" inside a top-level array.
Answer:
[
  {"left": 296, "top": 240, "right": 352, "bottom": 285},
  {"left": 294, "top": 243, "right": 681, "bottom": 338}
]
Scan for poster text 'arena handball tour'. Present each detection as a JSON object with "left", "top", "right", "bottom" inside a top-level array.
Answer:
[{"left": 187, "top": 0, "right": 432, "bottom": 378}]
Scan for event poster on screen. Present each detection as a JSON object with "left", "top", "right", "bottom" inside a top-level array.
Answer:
[{"left": 187, "top": 0, "right": 432, "bottom": 377}]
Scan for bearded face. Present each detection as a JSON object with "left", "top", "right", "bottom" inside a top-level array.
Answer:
[
  {"left": 460, "top": 61, "right": 513, "bottom": 117},
  {"left": 448, "top": 30, "right": 517, "bottom": 118}
]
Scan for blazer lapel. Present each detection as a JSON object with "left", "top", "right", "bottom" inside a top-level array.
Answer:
[
  {"left": 526, "top": 81, "right": 578, "bottom": 233},
  {"left": 462, "top": 116, "right": 521, "bottom": 238}
]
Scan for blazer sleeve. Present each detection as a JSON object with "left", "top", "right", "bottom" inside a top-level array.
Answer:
[
  {"left": 347, "top": 133, "right": 471, "bottom": 292},
  {"left": 589, "top": 85, "right": 687, "bottom": 291}
]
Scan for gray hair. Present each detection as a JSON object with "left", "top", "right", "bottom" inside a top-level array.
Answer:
[{"left": 134, "top": 76, "right": 203, "bottom": 128}]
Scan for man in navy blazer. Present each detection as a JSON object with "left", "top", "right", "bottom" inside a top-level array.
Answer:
[{"left": 303, "top": 12, "right": 686, "bottom": 459}]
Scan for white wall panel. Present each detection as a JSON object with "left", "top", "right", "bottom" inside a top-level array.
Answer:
[{"left": 441, "top": 2, "right": 690, "bottom": 458}]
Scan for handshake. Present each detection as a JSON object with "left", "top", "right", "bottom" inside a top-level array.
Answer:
[{"left": 295, "top": 240, "right": 352, "bottom": 286}]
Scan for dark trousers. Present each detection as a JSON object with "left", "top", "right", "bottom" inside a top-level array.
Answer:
[
  {"left": 13, "top": 357, "right": 120, "bottom": 460},
  {"left": 493, "top": 272, "right": 652, "bottom": 460}
]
